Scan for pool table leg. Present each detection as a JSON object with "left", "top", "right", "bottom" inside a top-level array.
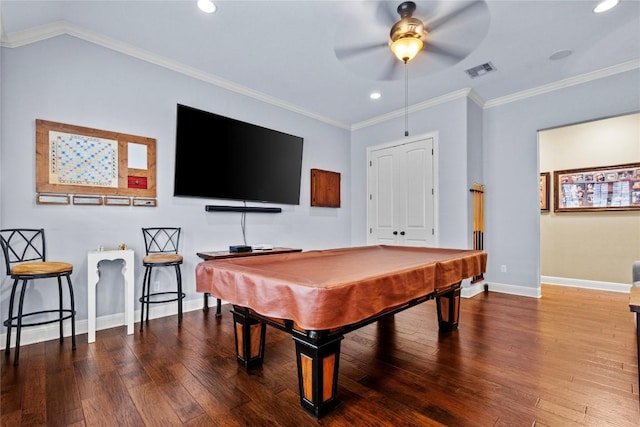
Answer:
[
  {"left": 232, "top": 306, "right": 266, "bottom": 369},
  {"left": 293, "top": 333, "right": 344, "bottom": 418},
  {"left": 203, "top": 293, "right": 223, "bottom": 317},
  {"left": 436, "top": 285, "right": 461, "bottom": 332}
]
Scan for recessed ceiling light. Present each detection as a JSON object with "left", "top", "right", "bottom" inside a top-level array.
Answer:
[
  {"left": 549, "top": 49, "right": 573, "bottom": 60},
  {"left": 593, "top": 0, "right": 620, "bottom": 13},
  {"left": 197, "top": 0, "right": 216, "bottom": 14},
  {"left": 370, "top": 92, "right": 381, "bottom": 100}
]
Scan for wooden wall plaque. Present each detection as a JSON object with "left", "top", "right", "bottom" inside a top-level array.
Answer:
[
  {"left": 36, "top": 119, "right": 156, "bottom": 199},
  {"left": 311, "top": 168, "right": 340, "bottom": 208}
]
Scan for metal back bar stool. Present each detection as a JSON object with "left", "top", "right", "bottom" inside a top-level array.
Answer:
[
  {"left": 140, "top": 227, "right": 185, "bottom": 331},
  {"left": 0, "top": 229, "right": 76, "bottom": 365}
]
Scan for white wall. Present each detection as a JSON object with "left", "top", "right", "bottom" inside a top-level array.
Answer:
[
  {"left": 0, "top": 35, "right": 351, "bottom": 337},
  {"left": 483, "top": 69, "right": 640, "bottom": 296}
]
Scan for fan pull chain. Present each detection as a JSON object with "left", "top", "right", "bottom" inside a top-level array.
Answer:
[{"left": 404, "top": 61, "right": 409, "bottom": 137}]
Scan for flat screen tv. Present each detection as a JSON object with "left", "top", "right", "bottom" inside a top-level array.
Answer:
[{"left": 173, "top": 104, "right": 304, "bottom": 205}]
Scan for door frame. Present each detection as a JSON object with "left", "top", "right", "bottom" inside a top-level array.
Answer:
[{"left": 366, "top": 131, "right": 440, "bottom": 246}]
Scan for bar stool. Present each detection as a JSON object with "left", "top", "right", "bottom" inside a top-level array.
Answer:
[
  {"left": 0, "top": 229, "right": 76, "bottom": 365},
  {"left": 139, "top": 227, "right": 185, "bottom": 331}
]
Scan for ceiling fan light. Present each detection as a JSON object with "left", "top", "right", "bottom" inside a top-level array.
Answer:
[{"left": 391, "top": 37, "right": 423, "bottom": 62}]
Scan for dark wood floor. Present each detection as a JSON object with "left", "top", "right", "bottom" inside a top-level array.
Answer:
[{"left": 2, "top": 284, "right": 638, "bottom": 426}]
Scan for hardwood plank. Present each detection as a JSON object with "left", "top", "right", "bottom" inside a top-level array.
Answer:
[
  {"left": 2, "top": 284, "right": 638, "bottom": 426},
  {"left": 80, "top": 370, "right": 145, "bottom": 426},
  {"left": 166, "top": 362, "right": 245, "bottom": 424},
  {"left": 128, "top": 382, "right": 184, "bottom": 426},
  {"left": 159, "top": 380, "right": 207, "bottom": 423},
  {"left": 45, "top": 368, "right": 84, "bottom": 426},
  {"left": 20, "top": 345, "right": 47, "bottom": 426},
  {"left": 183, "top": 413, "right": 218, "bottom": 426}
]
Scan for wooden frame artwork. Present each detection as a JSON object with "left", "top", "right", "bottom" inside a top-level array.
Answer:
[
  {"left": 36, "top": 119, "right": 156, "bottom": 200},
  {"left": 553, "top": 162, "right": 640, "bottom": 212},
  {"left": 310, "top": 169, "right": 341, "bottom": 207},
  {"left": 540, "top": 172, "right": 550, "bottom": 212}
]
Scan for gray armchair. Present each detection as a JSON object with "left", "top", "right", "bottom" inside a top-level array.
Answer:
[{"left": 634, "top": 261, "right": 640, "bottom": 286}]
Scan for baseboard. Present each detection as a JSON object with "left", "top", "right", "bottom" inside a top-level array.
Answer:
[
  {"left": 541, "top": 275, "right": 630, "bottom": 293},
  {"left": 485, "top": 282, "right": 542, "bottom": 298},
  {"left": 461, "top": 281, "right": 486, "bottom": 298},
  {"left": 0, "top": 297, "right": 205, "bottom": 350}
]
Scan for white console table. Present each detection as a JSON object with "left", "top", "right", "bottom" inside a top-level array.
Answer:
[{"left": 87, "top": 249, "right": 135, "bottom": 343}]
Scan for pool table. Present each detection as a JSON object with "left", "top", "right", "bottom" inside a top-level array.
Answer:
[{"left": 195, "top": 245, "right": 487, "bottom": 418}]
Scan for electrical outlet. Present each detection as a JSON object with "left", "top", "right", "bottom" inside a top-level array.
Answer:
[
  {"left": 153, "top": 281, "right": 160, "bottom": 291},
  {"left": 500, "top": 265, "right": 507, "bottom": 273}
]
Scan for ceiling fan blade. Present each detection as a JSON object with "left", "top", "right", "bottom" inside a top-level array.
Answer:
[
  {"left": 422, "top": 42, "right": 467, "bottom": 63},
  {"left": 335, "top": 42, "right": 388, "bottom": 60},
  {"left": 425, "top": 0, "right": 484, "bottom": 32},
  {"left": 374, "top": 1, "right": 399, "bottom": 27},
  {"left": 379, "top": 57, "right": 402, "bottom": 81}
]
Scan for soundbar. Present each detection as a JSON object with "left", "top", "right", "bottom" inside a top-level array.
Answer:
[{"left": 205, "top": 205, "right": 282, "bottom": 213}]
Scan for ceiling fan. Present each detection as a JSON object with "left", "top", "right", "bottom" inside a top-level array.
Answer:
[{"left": 334, "top": 1, "right": 490, "bottom": 81}]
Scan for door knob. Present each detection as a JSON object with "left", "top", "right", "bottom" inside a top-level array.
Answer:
[
  {"left": 393, "top": 231, "right": 398, "bottom": 235},
  {"left": 400, "top": 231, "right": 405, "bottom": 235}
]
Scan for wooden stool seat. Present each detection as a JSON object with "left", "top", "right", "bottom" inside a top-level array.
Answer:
[
  {"left": 12, "top": 261, "right": 73, "bottom": 276},
  {"left": 143, "top": 254, "right": 183, "bottom": 265}
]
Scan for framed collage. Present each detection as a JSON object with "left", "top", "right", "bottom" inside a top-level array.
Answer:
[{"left": 553, "top": 162, "right": 640, "bottom": 212}]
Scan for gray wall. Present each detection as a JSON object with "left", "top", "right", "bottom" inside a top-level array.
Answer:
[
  {"left": 483, "top": 69, "right": 640, "bottom": 296},
  {"left": 0, "top": 35, "right": 351, "bottom": 332},
  {"left": 350, "top": 97, "right": 471, "bottom": 249},
  {"left": 466, "top": 99, "right": 484, "bottom": 249}
]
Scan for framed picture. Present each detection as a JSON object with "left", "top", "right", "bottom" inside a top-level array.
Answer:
[
  {"left": 35, "top": 119, "right": 157, "bottom": 205},
  {"left": 553, "top": 162, "right": 640, "bottom": 212},
  {"left": 540, "top": 172, "right": 550, "bottom": 212}
]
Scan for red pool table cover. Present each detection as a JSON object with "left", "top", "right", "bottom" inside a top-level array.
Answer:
[{"left": 195, "top": 245, "right": 487, "bottom": 330}]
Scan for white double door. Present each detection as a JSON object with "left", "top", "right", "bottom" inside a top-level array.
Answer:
[{"left": 367, "top": 137, "right": 435, "bottom": 247}]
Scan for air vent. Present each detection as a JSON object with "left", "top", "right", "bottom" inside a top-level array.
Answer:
[{"left": 465, "top": 62, "right": 496, "bottom": 78}]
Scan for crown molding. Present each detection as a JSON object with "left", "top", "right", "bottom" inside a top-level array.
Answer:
[
  {"left": 1, "top": 21, "right": 351, "bottom": 130},
  {"left": 484, "top": 59, "right": 640, "bottom": 109},
  {"left": 467, "top": 88, "right": 485, "bottom": 108},
  {"left": 0, "top": 21, "right": 66, "bottom": 48},
  {"left": 353, "top": 59, "right": 640, "bottom": 130},
  {"left": 351, "top": 88, "right": 473, "bottom": 131},
  {"left": 2, "top": 22, "right": 638, "bottom": 130}
]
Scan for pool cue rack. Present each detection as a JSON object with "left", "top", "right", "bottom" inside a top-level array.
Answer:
[{"left": 470, "top": 183, "right": 485, "bottom": 283}]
